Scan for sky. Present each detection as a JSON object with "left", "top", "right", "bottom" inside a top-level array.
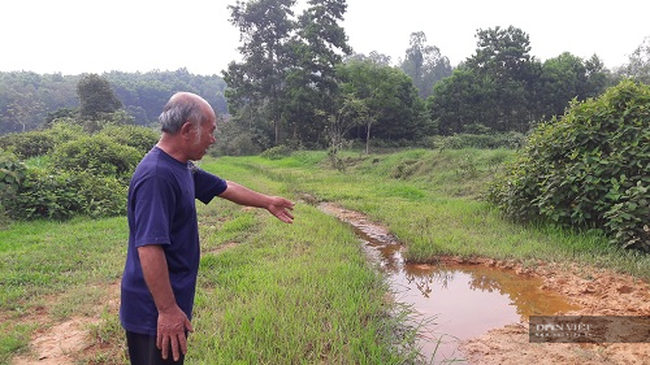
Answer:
[{"left": 1, "top": 0, "right": 648, "bottom": 76}]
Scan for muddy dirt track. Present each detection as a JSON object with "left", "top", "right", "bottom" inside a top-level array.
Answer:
[{"left": 319, "top": 202, "right": 650, "bottom": 364}]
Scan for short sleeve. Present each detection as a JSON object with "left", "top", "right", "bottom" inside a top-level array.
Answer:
[
  {"left": 131, "top": 176, "right": 174, "bottom": 247},
  {"left": 193, "top": 168, "right": 228, "bottom": 204}
]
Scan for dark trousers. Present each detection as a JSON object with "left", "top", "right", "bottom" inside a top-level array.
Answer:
[{"left": 125, "top": 331, "right": 185, "bottom": 365}]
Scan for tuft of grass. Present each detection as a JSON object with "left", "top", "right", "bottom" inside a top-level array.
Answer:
[{"left": 0, "top": 321, "right": 32, "bottom": 364}]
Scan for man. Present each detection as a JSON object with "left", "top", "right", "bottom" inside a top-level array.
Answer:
[{"left": 120, "top": 92, "right": 294, "bottom": 364}]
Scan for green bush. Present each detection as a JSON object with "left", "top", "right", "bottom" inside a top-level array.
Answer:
[
  {"left": 0, "top": 131, "right": 56, "bottom": 158},
  {"left": 487, "top": 80, "right": 650, "bottom": 251},
  {"left": 4, "top": 167, "right": 84, "bottom": 220},
  {"left": 51, "top": 134, "right": 141, "bottom": 177},
  {"left": 76, "top": 170, "right": 127, "bottom": 218},
  {"left": 210, "top": 120, "right": 266, "bottom": 157},
  {"left": 96, "top": 124, "right": 159, "bottom": 154},
  {"left": 43, "top": 119, "right": 85, "bottom": 145},
  {"left": 0, "top": 149, "right": 26, "bottom": 200},
  {"left": 0, "top": 123, "right": 143, "bottom": 221},
  {"left": 3, "top": 166, "right": 126, "bottom": 220}
]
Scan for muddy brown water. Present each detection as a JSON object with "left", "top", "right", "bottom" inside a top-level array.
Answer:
[{"left": 318, "top": 203, "right": 580, "bottom": 363}]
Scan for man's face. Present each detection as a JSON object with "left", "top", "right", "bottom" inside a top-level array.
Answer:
[{"left": 191, "top": 117, "right": 217, "bottom": 160}]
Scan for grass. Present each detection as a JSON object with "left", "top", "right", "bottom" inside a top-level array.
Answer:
[
  {"left": 0, "top": 217, "right": 127, "bottom": 364},
  {"left": 190, "top": 203, "right": 412, "bottom": 364},
  {"left": 1, "top": 147, "right": 648, "bottom": 364},
  {"left": 234, "top": 148, "right": 650, "bottom": 279}
]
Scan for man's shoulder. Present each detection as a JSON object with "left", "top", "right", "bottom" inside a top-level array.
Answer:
[
  {"left": 131, "top": 151, "right": 173, "bottom": 187},
  {"left": 135, "top": 148, "right": 183, "bottom": 175}
]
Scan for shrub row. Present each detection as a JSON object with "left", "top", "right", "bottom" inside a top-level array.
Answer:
[
  {"left": 3, "top": 167, "right": 127, "bottom": 220},
  {"left": 0, "top": 121, "right": 159, "bottom": 220}
]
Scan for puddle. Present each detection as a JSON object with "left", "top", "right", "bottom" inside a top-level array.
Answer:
[{"left": 318, "top": 203, "right": 580, "bottom": 363}]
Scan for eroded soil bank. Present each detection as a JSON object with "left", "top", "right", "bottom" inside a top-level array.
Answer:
[
  {"left": 459, "top": 256, "right": 650, "bottom": 365},
  {"left": 319, "top": 202, "right": 650, "bottom": 364},
  {"left": 11, "top": 282, "right": 122, "bottom": 365}
]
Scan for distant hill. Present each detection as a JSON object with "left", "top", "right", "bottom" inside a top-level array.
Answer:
[{"left": 0, "top": 68, "right": 228, "bottom": 134}]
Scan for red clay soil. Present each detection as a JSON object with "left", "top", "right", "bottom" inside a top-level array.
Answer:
[{"left": 450, "top": 256, "right": 650, "bottom": 365}]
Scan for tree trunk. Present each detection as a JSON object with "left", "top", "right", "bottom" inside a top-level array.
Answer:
[{"left": 365, "top": 122, "right": 371, "bottom": 154}]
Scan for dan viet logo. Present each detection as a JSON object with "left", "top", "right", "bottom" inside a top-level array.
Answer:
[
  {"left": 529, "top": 315, "right": 650, "bottom": 343},
  {"left": 533, "top": 322, "right": 591, "bottom": 338}
]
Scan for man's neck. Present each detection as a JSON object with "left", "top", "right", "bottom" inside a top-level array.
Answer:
[{"left": 156, "top": 135, "right": 189, "bottom": 163}]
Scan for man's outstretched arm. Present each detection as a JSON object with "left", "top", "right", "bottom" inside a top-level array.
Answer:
[{"left": 218, "top": 181, "right": 295, "bottom": 224}]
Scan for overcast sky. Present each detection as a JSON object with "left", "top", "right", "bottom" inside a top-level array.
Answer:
[{"left": 1, "top": 0, "right": 648, "bottom": 76}]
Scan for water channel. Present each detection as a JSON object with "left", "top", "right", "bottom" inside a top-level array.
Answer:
[{"left": 318, "top": 203, "right": 580, "bottom": 363}]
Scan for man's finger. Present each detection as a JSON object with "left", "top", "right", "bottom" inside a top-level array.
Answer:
[
  {"left": 179, "top": 332, "right": 188, "bottom": 355},
  {"left": 171, "top": 335, "right": 180, "bottom": 362},
  {"left": 185, "top": 318, "right": 194, "bottom": 333},
  {"left": 161, "top": 336, "right": 169, "bottom": 360}
]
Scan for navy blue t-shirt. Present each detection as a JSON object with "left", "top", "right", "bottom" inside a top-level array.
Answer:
[{"left": 120, "top": 146, "right": 228, "bottom": 335}]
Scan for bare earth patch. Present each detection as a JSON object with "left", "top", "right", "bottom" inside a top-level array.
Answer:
[
  {"left": 454, "top": 257, "right": 650, "bottom": 364},
  {"left": 12, "top": 318, "right": 92, "bottom": 365},
  {"left": 11, "top": 282, "right": 122, "bottom": 365},
  {"left": 10, "top": 241, "right": 243, "bottom": 365},
  {"left": 205, "top": 241, "right": 241, "bottom": 255}
]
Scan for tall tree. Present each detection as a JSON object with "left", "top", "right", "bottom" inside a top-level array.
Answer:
[
  {"left": 536, "top": 52, "right": 610, "bottom": 117},
  {"left": 322, "top": 93, "right": 367, "bottom": 163},
  {"left": 223, "top": 0, "right": 296, "bottom": 148},
  {"left": 400, "top": 31, "right": 452, "bottom": 98},
  {"left": 464, "top": 26, "right": 541, "bottom": 132},
  {"left": 345, "top": 51, "right": 392, "bottom": 66},
  {"left": 285, "top": 0, "right": 352, "bottom": 146},
  {"left": 6, "top": 90, "right": 45, "bottom": 132},
  {"left": 537, "top": 52, "right": 589, "bottom": 117},
  {"left": 427, "top": 67, "right": 497, "bottom": 135},
  {"left": 76, "top": 73, "right": 122, "bottom": 120},
  {"left": 583, "top": 55, "right": 612, "bottom": 98},
  {"left": 338, "top": 59, "right": 429, "bottom": 148}
]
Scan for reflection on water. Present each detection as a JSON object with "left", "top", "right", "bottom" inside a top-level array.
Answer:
[{"left": 319, "top": 203, "right": 580, "bottom": 363}]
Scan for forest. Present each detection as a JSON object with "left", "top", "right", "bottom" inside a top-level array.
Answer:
[{"left": 0, "top": 69, "right": 227, "bottom": 134}]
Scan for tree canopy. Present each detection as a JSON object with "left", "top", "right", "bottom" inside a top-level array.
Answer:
[
  {"left": 427, "top": 26, "right": 612, "bottom": 135},
  {"left": 400, "top": 31, "right": 452, "bottom": 99},
  {"left": 76, "top": 74, "right": 122, "bottom": 120}
]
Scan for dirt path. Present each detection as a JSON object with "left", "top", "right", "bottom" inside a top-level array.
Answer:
[
  {"left": 11, "top": 282, "right": 121, "bottom": 365},
  {"left": 12, "top": 318, "right": 93, "bottom": 365},
  {"left": 456, "top": 257, "right": 650, "bottom": 364}
]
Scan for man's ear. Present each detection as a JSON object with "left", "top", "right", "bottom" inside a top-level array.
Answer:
[{"left": 179, "top": 121, "right": 195, "bottom": 140}]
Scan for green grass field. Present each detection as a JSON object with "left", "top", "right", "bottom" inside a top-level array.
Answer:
[{"left": 1, "top": 148, "right": 648, "bottom": 364}]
